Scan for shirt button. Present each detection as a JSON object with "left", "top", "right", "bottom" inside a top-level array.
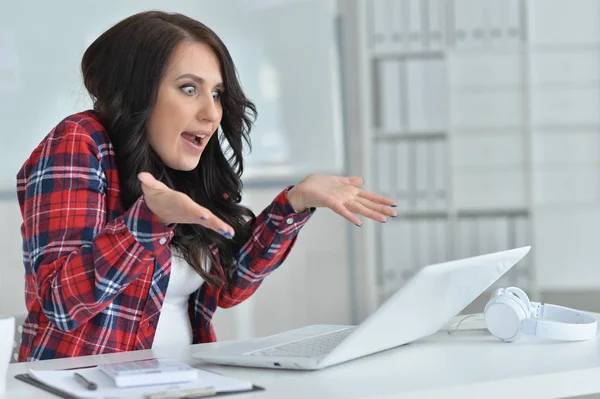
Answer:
[
  {"left": 159, "top": 237, "right": 167, "bottom": 245},
  {"left": 286, "top": 217, "right": 294, "bottom": 225}
]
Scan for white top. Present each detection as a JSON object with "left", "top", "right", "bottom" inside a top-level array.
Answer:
[{"left": 152, "top": 250, "right": 204, "bottom": 348}]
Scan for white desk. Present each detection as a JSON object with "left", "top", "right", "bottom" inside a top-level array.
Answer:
[{"left": 5, "top": 314, "right": 600, "bottom": 399}]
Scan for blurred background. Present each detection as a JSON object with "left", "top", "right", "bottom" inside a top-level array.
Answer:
[{"left": 1, "top": 0, "right": 599, "bottom": 342}]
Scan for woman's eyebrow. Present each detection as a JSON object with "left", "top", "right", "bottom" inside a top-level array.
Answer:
[{"left": 176, "top": 73, "right": 224, "bottom": 89}]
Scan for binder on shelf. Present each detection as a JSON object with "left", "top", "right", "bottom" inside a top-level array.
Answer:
[
  {"left": 453, "top": 0, "right": 485, "bottom": 49},
  {"left": 424, "top": 58, "right": 447, "bottom": 131},
  {"left": 456, "top": 217, "right": 477, "bottom": 260},
  {"left": 414, "top": 219, "right": 431, "bottom": 268},
  {"left": 451, "top": 0, "right": 521, "bottom": 49},
  {"left": 369, "top": 0, "right": 393, "bottom": 52},
  {"left": 430, "top": 139, "right": 447, "bottom": 209},
  {"left": 426, "top": 0, "right": 444, "bottom": 49},
  {"left": 377, "top": 59, "right": 404, "bottom": 133},
  {"left": 390, "top": 0, "right": 405, "bottom": 49},
  {"left": 494, "top": 215, "right": 521, "bottom": 287},
  {"left": 477, "top": 217, "right": 498, "bottom": 256},
  {"left": 514, "top": 216, "right": 530, "bottom": 247},
  {"left": 414, "top": 140, "right": 430, "bottom": 209},
  {"left": 475, "top": 0, "right": 489, "bottom": 47},
  {"left": 430, "top": 218, "right": 448, "bottom": 265},
  {"left": 505, "top": 0, "right": 522, "bottom": 46},
  {"left": 487, "top": 0, "right": 505, "bottom": 47},
  {"left": 406, "top": 140, "right": 418, "bottom": 208},
  {"left": 380, "top": 219, "right": 412, "bottom": 296},
  {"left": 513, "top": 215, "right": 530, "bottom": 267},
  {"left": 405, "top": 58, "right": 447, "bottom": 132},
  {"left": 493, "top": 216, "right": 511, "bottom": 252},
  {"left": 406, "top": 0, "right": 424, "bottom": 51},
  {"left": 375, "top": 141, "right": 394, "bottom": 199},
  {"left": 406, "top": 59, "right": 427, "bottom": 131},
  {"left": 452, "top": 0, "right": 469, "bottom": 48},
  {"left": 395, "top": 141, "right": 411, "bottom": 209}
]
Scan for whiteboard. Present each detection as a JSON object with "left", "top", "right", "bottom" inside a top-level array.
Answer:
[{"left": 0, "top": 0, "right": 345, "bottom": 193}]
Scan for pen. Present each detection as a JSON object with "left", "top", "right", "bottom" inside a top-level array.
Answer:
[
  {"left": 73, "top": 372, "right": 98, "bottom": 391},
  {"left": 145, "top": 386, "right": 217, "bottom": 399}
]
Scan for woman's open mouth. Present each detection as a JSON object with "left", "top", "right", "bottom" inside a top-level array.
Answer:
[{"left": 181, "top": 132, "right": 208, "bottom": 153}]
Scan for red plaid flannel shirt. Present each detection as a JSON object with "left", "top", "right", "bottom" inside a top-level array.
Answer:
[{"left": 16, "top": 110, "right": 313, "bottom": 361}]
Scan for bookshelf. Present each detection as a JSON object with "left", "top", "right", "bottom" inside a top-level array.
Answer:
[{"left": 357, "top": 0, "right": 535, "bottom": 305}]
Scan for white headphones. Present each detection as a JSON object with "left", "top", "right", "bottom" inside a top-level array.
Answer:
[{"left": 484, "top": 287, "right": 597, "bottom": 342}]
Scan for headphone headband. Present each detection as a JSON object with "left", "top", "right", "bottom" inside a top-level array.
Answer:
[{"left": 485, "top": 288, "right": 597, "bottom": 342}]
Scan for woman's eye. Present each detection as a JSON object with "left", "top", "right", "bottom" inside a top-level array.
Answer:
[
  {"left": 212, "top": 90, "right": 222, "bottom": 100},
  {"left": 181, "top": 85, "right": 197, "bottom": 96}
]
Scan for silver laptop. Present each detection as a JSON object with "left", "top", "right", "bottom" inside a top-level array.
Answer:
[{"left": 192, "top": 246, "right": 531, "bottom": 370}]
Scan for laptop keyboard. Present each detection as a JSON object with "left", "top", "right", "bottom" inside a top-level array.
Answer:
[{"left": 248, "top": 328, "right": 355, "bottom": 358}]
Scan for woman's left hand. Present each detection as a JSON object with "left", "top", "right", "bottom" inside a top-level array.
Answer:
[{"left": 286, "top": 174, "right": 397, "bottom": 226}]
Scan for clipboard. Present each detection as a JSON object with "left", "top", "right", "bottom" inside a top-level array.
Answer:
[{"left": 14, "top": 371, "right": 265, "bottom": 398}]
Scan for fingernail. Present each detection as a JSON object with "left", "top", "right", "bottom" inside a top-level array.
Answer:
[
  {"left": 391, "top": 204, "right": 398, "bottom": 208},
  {"left": 355, "top": 223, "right": 362, "bottom": 227},
  {"left": 218, "top": 229, "right": 234, "bottom": 239},
  {"left": 380, "top": 220, "right": 387, "bottom": 223}
]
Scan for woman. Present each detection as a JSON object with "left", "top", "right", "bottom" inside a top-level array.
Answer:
[{"left": 15, "top": 10, "right": 397, "bottom": 362}]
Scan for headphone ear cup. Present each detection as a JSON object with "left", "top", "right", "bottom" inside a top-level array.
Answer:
[
  {"left": 505, "top": 287, "right": 532, "bottom": 310},
  {"left": 484, "top": 293, "right": 529, "bottom": 342}
]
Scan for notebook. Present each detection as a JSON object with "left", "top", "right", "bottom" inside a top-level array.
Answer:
[{"left": 15, "top": 358, "right": 263, "bottom": 399}]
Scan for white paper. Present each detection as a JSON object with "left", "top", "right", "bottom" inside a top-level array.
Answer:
[{"left": 29, "top": 363, "right": 253, "bottom": 399}]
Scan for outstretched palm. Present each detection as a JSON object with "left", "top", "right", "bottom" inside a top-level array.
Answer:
[
  {"left": 138, "top": 172, "right": 235, "bottom": 238},
  {"left": 288, "top": 174, "right": 397, "bottom": 226}
]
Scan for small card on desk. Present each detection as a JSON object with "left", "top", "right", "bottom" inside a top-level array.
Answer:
[{"left": 15, "top": 358, "right": 264, "bottom": 399}]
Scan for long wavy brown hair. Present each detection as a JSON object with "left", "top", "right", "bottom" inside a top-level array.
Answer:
[{"left": 81, "top": 10, "right": 257, "bottom": 288}]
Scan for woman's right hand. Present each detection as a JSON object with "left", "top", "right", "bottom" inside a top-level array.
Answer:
[{"left": 138, "top": 172, "right": 235, "bottom": 239}]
